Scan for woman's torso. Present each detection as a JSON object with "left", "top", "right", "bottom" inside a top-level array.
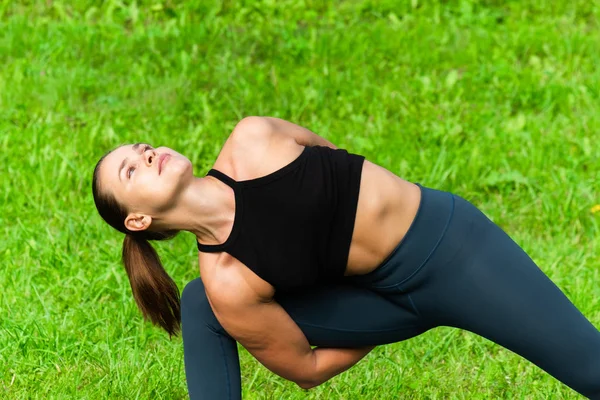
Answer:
[{"left": 198, "top": 133, "right": 421, "bottom": 297}]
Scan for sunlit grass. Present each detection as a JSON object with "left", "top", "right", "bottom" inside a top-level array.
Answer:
[{"left": 1, "top": 1, "right": 599, "bottom": 398}]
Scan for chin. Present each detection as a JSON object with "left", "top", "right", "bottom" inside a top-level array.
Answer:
[
  {"left": 163, "top": 154, "right": 192, "bottom": 177},
  {"left": 164, "top": 158, "right": 194, "bottom": 190}
]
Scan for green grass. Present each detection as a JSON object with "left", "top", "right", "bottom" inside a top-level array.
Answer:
[{"left": 1, "top": 0, "right": 599, "bottom": 398}]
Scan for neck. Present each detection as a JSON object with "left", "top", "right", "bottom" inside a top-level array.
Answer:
[{"left": 156, "top": 176, "right": 235, "bottom": 245}]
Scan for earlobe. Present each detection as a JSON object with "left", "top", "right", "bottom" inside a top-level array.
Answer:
[{"left": 125, "top": 214, "right": 152, "bottom": 232}]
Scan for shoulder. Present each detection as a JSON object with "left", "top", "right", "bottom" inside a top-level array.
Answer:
[
  {"left": 230, "top": 116, "right": 275, "bottom": 146},
  {"left": 201, "top": 254, "right": 275, "bottom": 309},
  {"left": 229, "top": 116, "right": 302, "bottom": 151},
  {"left": 232, "top": 116, "right": 272, "bottom": 134},
  {"left": 215, "top": 117, "right": 303, "bottom": 181}
]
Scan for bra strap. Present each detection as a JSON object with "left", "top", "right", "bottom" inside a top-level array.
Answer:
[{"left": 206, "top": 169, "right": 238, "bottom": 189}]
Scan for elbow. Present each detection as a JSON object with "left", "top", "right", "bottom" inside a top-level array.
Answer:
[
  {"left": 295, "top": 349, "right": 321, "bottom": 390},
  {"left": 296, "top": 379, "right": 320, "bottom": 390},
  {"left": 295, "top": 367, "right": 321, "bottom": 390}
]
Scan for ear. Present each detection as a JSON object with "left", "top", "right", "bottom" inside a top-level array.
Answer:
[{"left": 125, "top": 213, "right": 152, "bottom": 232}]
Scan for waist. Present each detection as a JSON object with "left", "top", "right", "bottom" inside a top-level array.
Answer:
[
  {"left": 346, "top": 183, "right": 455, "bottom": 282},
  {"left": 344, "top": 176, "right": 422, "bottom": 275}
]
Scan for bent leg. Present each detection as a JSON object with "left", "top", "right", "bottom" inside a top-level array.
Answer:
[
  {"left": 405, "top": 195, "right": 600, "bottom": 398},
  {"left": 181, "top": 277, "right": 432, "bottom": 399},
  {"left": 181, "top": 278, "right": 241, "bottom": 400},
  {"left": 275, "top": 282, "right": 433, "bottom": 347}
]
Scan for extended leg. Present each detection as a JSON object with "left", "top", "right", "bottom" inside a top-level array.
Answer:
[{"left": 404, "top": 195, "right": 600, "bottom": 398}]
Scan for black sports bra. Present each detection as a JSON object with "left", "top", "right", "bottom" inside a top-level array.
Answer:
[{"left": 197, "top": 145, "right": 365, "bottom": 292}]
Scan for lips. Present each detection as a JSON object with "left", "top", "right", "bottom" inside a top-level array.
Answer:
[{"left": 158, "top": 153, "right": 170, "bottom": 175}]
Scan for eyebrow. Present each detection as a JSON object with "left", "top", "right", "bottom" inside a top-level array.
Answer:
[{"left": 118, "top": 143, "right": 143, "bottom": 182}]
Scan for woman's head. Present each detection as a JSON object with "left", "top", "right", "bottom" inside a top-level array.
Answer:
[
  {"left": 92, "top": 143, "right": 193, "bottom": 336},
  {"left": 93, "top": 143, "right": 194, "bottom": 232}
]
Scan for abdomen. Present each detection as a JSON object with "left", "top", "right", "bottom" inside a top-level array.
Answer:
[{"left": 345, "top": 160, "right": 422, "bottom": 275}]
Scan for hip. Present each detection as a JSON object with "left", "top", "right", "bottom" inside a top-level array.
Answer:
[{"left": 344, "top": 184, "right": 504, "bottom": 292}]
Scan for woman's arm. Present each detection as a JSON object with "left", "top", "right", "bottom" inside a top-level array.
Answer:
[
  {"left": 233, "top": 116, "right": 339, "bottom": 149},
  {"left": 205, "top": 265, "right": 319, "bottom": 388},
  {"left": 300, "top": 345, "right": 376, "bottom": 389},
  {"left": 205, "top": 260, "right": 372, "bottom": 389},
  {"left": 263, "top": 117, "right": 339, "bottom": 149}
]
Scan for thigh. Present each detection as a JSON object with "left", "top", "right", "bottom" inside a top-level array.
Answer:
[
  {"left": 275, "top": 282, "right": 432, "bottom": 347},
  {"left": 182, "top": 278, "right": 432, "bottom": 348},
  {"left": 181, "top": 278, "right": 432, "bottom": 399}
]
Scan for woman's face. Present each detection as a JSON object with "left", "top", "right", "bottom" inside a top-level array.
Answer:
[{"left": 98, "top": 143, "right": 194, "bottom": 218}]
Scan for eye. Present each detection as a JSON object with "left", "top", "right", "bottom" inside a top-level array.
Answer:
[
  {"left": 128, "top": 166, "right": 135, "bottom": 179},
  {"left": 143, "top": 144, "right": 152, "bottom": 152}
]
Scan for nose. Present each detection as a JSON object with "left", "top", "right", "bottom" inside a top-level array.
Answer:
[{"left": 143, "top": 148, "right": 156, "bottom": 167}]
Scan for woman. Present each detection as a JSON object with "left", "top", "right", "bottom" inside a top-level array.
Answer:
[{"left": 92, "top": 116, "right": 600, "bottom": 399}]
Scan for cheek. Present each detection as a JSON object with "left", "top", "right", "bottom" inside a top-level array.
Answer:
[{"left": 139, "top": 175, "right": 180, "bottom": 208}]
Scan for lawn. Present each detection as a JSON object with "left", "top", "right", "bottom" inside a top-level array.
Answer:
[{"left": 1, "top": 0, "right": 599, "bottom": 398}]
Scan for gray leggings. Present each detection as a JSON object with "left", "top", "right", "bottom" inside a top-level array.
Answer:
[{"left": 181, "top": 184, "right": 600, "bottom": 399}]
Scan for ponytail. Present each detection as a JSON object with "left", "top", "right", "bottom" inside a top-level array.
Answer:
[
  {"left": 122, "top": 233, "right": 181, "bottom": 336},
  {"left": 93, "top": 151, "right": 181, "bottom": 336}
]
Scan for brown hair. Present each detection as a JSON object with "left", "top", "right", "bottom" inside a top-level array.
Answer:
[{"left": 92, "top": 153, "right": 181, "bottom": 336}]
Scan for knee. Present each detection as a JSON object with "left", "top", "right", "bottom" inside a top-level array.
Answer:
[
  {"left": 181, "top": 278, "right": 207, "bottom": 313},
  {"left": 180, "top": 278, "right": 226, "bottom": 335}
]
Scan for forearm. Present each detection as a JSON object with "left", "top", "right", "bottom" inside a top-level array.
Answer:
[
  {"left": 264, "top": 116, "right": 338, "bottom": 149},
  {"left": 301, "top": 346, "right": 376, "bottom": 389},
  {"left": 307, "top": 135, "right": 338, "bottom": 150}
]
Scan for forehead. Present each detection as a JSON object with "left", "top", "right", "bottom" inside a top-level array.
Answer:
[
  {"left": 103, "top": 142, "right": 150, "bottom": 165},
  {"left": 102, "top": 144, "right": 135, "bottom": 170}
]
